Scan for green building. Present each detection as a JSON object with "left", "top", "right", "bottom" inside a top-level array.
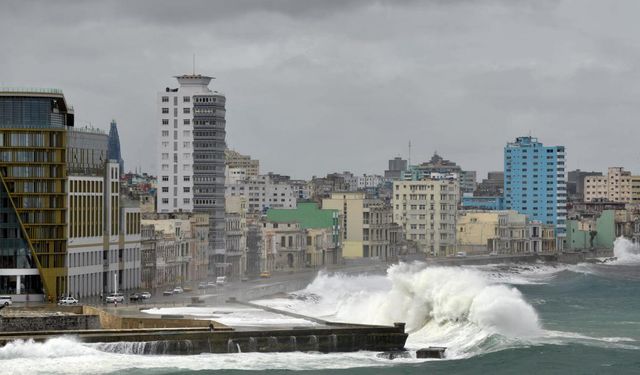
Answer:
[
  {"left": 266, "top": 203, "right": 341, "bottom": 266},
  {"left": 565, "top": 210, "right": 615, "bottom": 250}
]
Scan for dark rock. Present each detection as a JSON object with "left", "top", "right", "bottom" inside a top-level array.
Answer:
[
  {"left": 416, "top": 347, "right": 446, "bottom": 359},
  {"left": 377, "top": 350, "right": 411, "bottom": 360}
]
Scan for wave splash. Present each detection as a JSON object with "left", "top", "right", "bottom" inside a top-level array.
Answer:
[
  {"left": 612, "top": 237, "right": 640, "bottom": 264},
  {"left": 278, "top": 263, "right": 542, "bottom": 358}
]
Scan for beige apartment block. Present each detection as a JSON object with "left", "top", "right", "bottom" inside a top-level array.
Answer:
[
  {"left": 584, "top": 167, "right": 640, "bottom": 203},
  {"left": 322, "top": 192, "right": 395, "bottom": 259},
  {"left": 392, "top": 178, "right": 459, "bottom": 256}
]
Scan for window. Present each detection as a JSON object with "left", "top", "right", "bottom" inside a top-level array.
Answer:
[
  {"left": 183, "top": 187, "right": 190, "bottom": 193},
  {"left": 162, "top": 187, "right": 169, "bottom": 193},
  {"left": 162, "top": 176, "right": 169, "bottom": 181},
  {"left": 183, "top": 141, "right": 190, "bottom": 148},
  {"left": 183, "top": 119, "right": 190, "bottom": 125},
  {"left": 183, "top": 176, "right": 190, "bottom": 182},
  {"left": 162, "top": 96, "right": 169, "bottom": 102},
  {"left": 162, "top": 108, "right": 169, "bottom": 114},
  {"left": 162, "top": 198, "right": 169, "bottom": 204},
  {"left": 162, "top": 119, "right": 169, "bottom": 125},
  {"left": 162, "top": 130, "right": 169, "bottom": 137},
  {"left": 183, "top": 198, "right": 190, "bottom": 204},
  {"left": 183, "top": 96, "right": 190, "bottom": 102},
  {"left": 183, "top": 108, "right": 191, "bottom": 114}
]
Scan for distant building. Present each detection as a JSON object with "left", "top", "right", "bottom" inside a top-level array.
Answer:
[
  {"left": 225, "top": 196, "right": 248, "bottom": 279},
  {"left": 225, "top": 174, "right": 296, "bottom": 213},
  {"left": 266, "top": 202, "right": 342, "bottom": 267},
  {"left": 567, "top": 170, "right": 602, "bottom": 202},
  {"left": 459, "top": 170, "right": 477, "bottom": 195},
  {"left": 461, "top": 194, "right": 505, "bottom": 210},
  {"left": 504, "top": 136, "right": 567, "bottom": 244},
  {"left": 322, "top": 192, "right": 397, "bottom": 259},
  {"left": 474, "top": 171, "right": 504, "bottom": 197},
  {"left": 225, "top": 149, "right": 259, "bottom": 178},
  {"left": 156, "top": 74, "right": 227, "bottom": 276},
  {"left": 584, "top": 167, "right": 640, "bottom": 203},
  {"left": 493, "top": 211, "right": 556, "bottom": 254},
  {"left": 384, "top": 157, "right": 407, "bottom": 180},
  {"left": 392, "top": 178, "right": 459, "bottom": 256},
  {"left": 457, "top": 211, "right": 500, "bottom": 254},
  {"left": 108, "top": 119, "right": 124, "bottom": 173}
]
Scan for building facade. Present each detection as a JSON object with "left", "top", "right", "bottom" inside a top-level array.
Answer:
[
  {"left": 0, "top": 88, "right": 141, "bottom": 302},
  {"left": 156, "top": 74, "right": 226, "bottom": 276},
  {"left": 584, "top": 167, "right": 640, "bottom": 203},
  {"left": 225, "top": 174, "right": 296, "bottom": 213},
  {"left": 504, "top": 136, "right": 567, "bottom": 244},
  {"left": 493, "top": 211, "right": 556, "bottom": 254},
  {"left": 225, "top": 149, "right": 259, "bottom": 178},
  {"left": 392, "top": 178, "right": 458, "bottom": 256}
]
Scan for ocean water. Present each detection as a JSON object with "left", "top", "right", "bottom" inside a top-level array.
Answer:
[{"left": 1, "top": 238, "right": 639, "bottom": 375}]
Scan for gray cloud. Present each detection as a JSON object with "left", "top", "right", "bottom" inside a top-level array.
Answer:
[{"left": 1, "top": 0, "right": 639, "bottom": 179}]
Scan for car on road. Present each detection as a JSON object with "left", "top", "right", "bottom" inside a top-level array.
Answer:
[
  {"left": 240, "top": 276, "right": 249, "bottom": 282},
  {"left": 163, "top": 290, "right": 174, "bottom": 296},
  {"left": 456, "top": 251, "right": 467, "bottom": 258},
  {"left": 58, "top": 296, "right": 78, "bottom": 305},
  {"left": 105, "top": 293, "right": 125, "bottom": 303},
  {"left": 216, "top": 276, "right": 227, "bottom": 286},
  {"left": 489, "top": 251, "right": 498, "bottom": 256},
  {"left": 0, "top": 296, "right": 13, "bottom": 306},
  {"left": 207, "top": 281, "right": 216, "bottom": 288},
  {"left": 173, "top": 287, "right": 184, "bottom": 294},
  {"left": 140, "top": 291, "right": 151, "bottom": 299},
  {"left": 198, "top": 282, "right": 207, "bottom": 289},
  {"left": 129, "top": 293, "right": 143, "bottom": 302},
  {"left": 260, "top": 271, "right": 271, "bottom": 278}
]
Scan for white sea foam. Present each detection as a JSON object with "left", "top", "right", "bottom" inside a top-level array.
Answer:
[
  {"left": 258, "top": 263, "right": 543, "bottom": 359},
  {"left": 612, "top": 237, "right": 640, "bottom": 264}
]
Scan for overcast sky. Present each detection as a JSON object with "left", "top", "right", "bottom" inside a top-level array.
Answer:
[{"left": 2, "top": 0, "right": 639, "bottom": 179}]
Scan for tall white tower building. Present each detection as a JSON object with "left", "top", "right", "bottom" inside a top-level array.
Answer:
[{"left": 157, "top": 74, "right": 227, "bottom": 275}]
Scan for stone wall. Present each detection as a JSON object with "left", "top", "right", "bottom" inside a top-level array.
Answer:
[{"left": 0, "top": 315, "right": 100, "bottom": 332}]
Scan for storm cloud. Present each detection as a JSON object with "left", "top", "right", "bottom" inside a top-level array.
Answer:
[{"left": 1, "top": 0, "right": 638, "bottom": 178}]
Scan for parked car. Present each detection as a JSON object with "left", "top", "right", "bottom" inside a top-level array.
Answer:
[
  {"left": 140, "top": 292, "right": 151, "bottom": 299},
  {"left": 58, "top": 296, "right": 78, "bottom": 305},
  {"left": 260, "top": 271, "right": 271, "bottom": 278},
  {"left": 456, "top": 251, "right": 467, "bottom": 258},
  {"left": 216, "top": 276, "right": 227, "bottom": 286},
  {"left": 240, "top": 276, "right": 249, "bottom": 282},
  {"left": 198, "top": 282, "right": 207, "bottom": 289},
  {"left": 105, "top": 293, "right": 125, "bottom": 303},
  {"left": 207, "top": 281, "right": 216, "bottom": 288},
  {"left": 183, "top": 287, "right": 193, "bottom": 293},
  {"left": 129, "top": 293, "right": 143, "bottom": 302},
  {"left": 0, "top": 296, "right": 13, "bottom": 306},
  {"left": 173, "top": 287, "right": 184, "bottom": 294},
  {"left": 163, "top": 290, "right": 174, "bottom": 296},
  {"left": 489, "top": 251, "right": 498, "bottom": 256}
]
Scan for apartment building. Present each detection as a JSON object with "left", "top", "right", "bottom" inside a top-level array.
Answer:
[
  {"left": 392, "top": 178, "right": 459, "bottom": 256},
  {"left": 584, "top": 167, "right": 640, "bottom": 203},
  {"left": 225, "top": 174, "right": 296, "bottom": 213}
]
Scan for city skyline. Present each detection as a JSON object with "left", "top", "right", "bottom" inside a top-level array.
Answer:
[{"left": 2, "top": 1, "right": 640, "bottom": 179}]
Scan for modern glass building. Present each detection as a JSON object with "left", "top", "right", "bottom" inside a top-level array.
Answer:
[
  {"left": 504, "top": 136, "right": 567, "bottom": 242},
  {"left": 0, "top": 88, "right": 73, "bottom": 300}
]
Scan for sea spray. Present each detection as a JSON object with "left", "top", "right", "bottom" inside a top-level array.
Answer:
[{"left": 613, "top": 237, "right": 640, "bottom": 264}]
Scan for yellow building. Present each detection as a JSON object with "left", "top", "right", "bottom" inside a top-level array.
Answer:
[
  {"left": 456, "top": 211, "right": 499, "bottom": 254},
  {"left": 322, "top": 192, "right": 394, "bottom": 259},
  {"left": 584, "top": 167, "right": 640, "bottom": 203}
]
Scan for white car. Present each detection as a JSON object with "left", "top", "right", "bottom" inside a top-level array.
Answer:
[
  {"left": 456, "top": 251, "right": 467, "bottom": 257},
  {"left": 58, "top": 296, "right": 78, "bottom": 305},
  {"left": 105, "top": 293, "right": 125, "bottom": 303},
  {"left": 172, "top": 287, "right": 184, "bottom": 294},
  {"left": 140, "top": 292, "right": 151, "bottom": 299},
  {"left": 0, "top": 296, "right": 12, "bottom": 306},
  {"left": 216, "top": 276, "right": 227, "bottom": 286}
]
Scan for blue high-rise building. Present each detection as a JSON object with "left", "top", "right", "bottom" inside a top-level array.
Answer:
[
  {"left": 107, "top": 119, "right": 124, "bottom": 173},
  {"left": 504, "top": 136, "right": 566, "bottom": 239}
]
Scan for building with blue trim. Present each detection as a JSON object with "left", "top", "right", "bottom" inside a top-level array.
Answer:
[{"left": 504, "top": 136, "right": 566, "bottom": 242}]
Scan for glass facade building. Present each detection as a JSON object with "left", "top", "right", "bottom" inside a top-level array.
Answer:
[{"left": 0, "top": 89, "right": 74, "bottom": 300}]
